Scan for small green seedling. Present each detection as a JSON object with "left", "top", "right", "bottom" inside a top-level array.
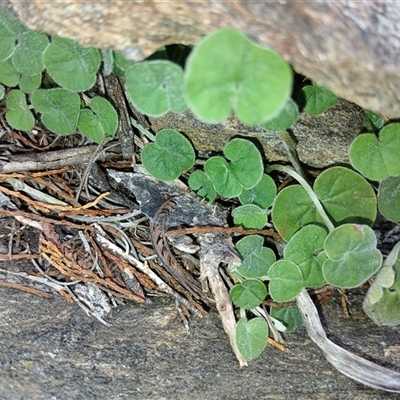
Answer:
[
  {"left": 125, "top": 60, "right": 187, "bottom": 116},
  {"left": 141, "top": 129, "right": 195, "bottom": 181},
  {"left": 5, "top": 89, "right": 34, "bottom": 130},
  {"left": 349, "top": 123, "right": 400, "bottom": 181},
  {"left": 235, "top": 235, "right": 275, "bottom": 279},
  {"left": 203, "top": 138, "right": 263, "bottom": 198},
  {"left": 363, "top": 242, "right": 400, "bottom": 326},
  {"left": 77, "top": 96, "right": 118, "bottom": 143},
  {"left": 31, "top": 88, "right": 80, "bottom": 135},
  {"left": 0, "top": 8, "right": 118, "bottom": 144},
  {"left": 299, "top": 82, "right": 337, "bottom": 114},
  {"left": 184, "top": 27, "right": 292, "bottom": 125},
  {"left": 235, "top": 317, "right": 268, "bottom": 361}
]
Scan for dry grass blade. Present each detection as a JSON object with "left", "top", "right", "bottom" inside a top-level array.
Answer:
[{"left": 296, "top": 288, "right": 400, "bottom": 393}]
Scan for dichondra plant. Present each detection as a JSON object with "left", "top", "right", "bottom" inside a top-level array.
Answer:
[{"left": 1, "top": 8, "right": 400, "bottom": 392}]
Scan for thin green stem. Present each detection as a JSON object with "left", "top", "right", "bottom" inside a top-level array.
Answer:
[
  {"left": 131, "top": 117, "right": 156, "bottom": 141},
  {"left": 278, "top": 130, "right": 307, "bottom": 182},
  {"left": 266, "top": 164, "right": 335, "bottom": 232}
]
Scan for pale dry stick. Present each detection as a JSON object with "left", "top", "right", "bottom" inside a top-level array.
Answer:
[
  {"left": 199, "top": 248, "right": 247, "bottom": 368},
  {"left": 0, "top": 145, "right": 102, "bottom": 173},
  {"left": 93, "top": 224, "right": 204, "bottom": 318},
  {"left": 296, "top": 288, "right": 400, "bottom": 393}
]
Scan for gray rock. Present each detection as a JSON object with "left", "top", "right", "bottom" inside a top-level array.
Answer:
[
  {"left": 0, "top": 281, "right": 399, "bottom": 399},
  {"left": 2, "top": 1, "right": 400, "bottom": 117},
  {"left": 149, "top": 99, "right": 365, "bottom": 169}
]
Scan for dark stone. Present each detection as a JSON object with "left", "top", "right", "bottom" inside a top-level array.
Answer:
[{"left": 1, "top": 281, "right": 400, "bottom": 399}]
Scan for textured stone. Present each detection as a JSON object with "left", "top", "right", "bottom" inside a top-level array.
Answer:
[
  {"left": 149, "top": 99, "right": 365, "bottom": 169},
  {"left": 0, "top": 281, "right": 399, "bottom": 399},
  {"left": 3, "top": 0, "right": 400, "bottom": 117}
]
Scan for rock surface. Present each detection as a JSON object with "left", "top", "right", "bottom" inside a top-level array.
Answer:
[
  {"left": 1, "top": 278, "right": 400, "bottom": 399},
  {"left": 149, "top": 99, "right": 365, "bottom": 169},
  {"left": 3, "top": 0, "right": 400, "bottom": 117}
]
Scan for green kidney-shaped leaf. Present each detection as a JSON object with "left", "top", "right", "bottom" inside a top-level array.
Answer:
[
  {"left": 322, "top": 224, "right": 382, "bottom": 288},
  {"left": 0, "top": 57, "right": 20, "bottom": 87},
  {"left": 0, "top": 8, "right": 26, "bottom": 62},
  {"left": 284, "top": 225, "right": 327, "bottom": 288},
  {"left": 314, "top": 166, "right": 377, "bottom": 226},
  {"left": 235, "top": 235, "right": 276, "bottom": 279},
  {"left": 363, "top": 243, "right": 400, "bottom": 326},
  {"left": 12, "top": 30, "right": 48, "bottom": 76},
  {"left": 77, "top": 97, "right": 118, "bottom": 143},
  {"left": 239, "top": 174, "right": 277, "bottom": 209},
  {"left": 300, "top": 83, "right": 337, "bottom": 114},
  {"left": 232, "top": 204, "right": 267, "bottom": 229},
  {"left": 125, "top": 60, "right": 186, "bottom": 117},
  {"left": 261, "top": 98, "right": 299, "bottom": 131},
  {"left": 141, "top": 129, "right": 195, "bottom": 181},
  {"left": 188, "top": 170, "right": 216, "bottom": 202},
  {"left": 236, "top": 317, "right": 268, "bottom": 361},
  {"left": 230, "top": 279, "right": 267, "bottom": 309},
  {"left": 19, "top": 73, "right": 41, "bottom": 93},
  {"left": 185, "top": 27, "right": 292, "bottom": 125},
  {"left": 272, "top": 185, "right": 325, "bottom": 241},
  {"left": 44, "top": 37, "right": 100, "bottom": 92},
  {"left": 270, "top": 306, "right": 303, "bottom": 332},
  {"left": 31, "top": 88, "right": 80, "bottom": 135},
  {"left": 204, "top": 138, "right": 263, "bottom": 198},
  {"left": 378, "top": 175, "right": 400, "bottom": 222},
  {"left": 349, "top": 123, "right": 400, "bottom": 181},
  {"left": 268, "top": 260, "right": 304, "bottom": 302},
  {"left": 5, "top": 89, "right": 35, "bottom": 131}
]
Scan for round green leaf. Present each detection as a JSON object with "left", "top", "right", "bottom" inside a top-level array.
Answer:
[
  {"left": 284, "top": 225, "right": 327, "bottom": 287},
  {"left": 239, "top": 174, "right": 277, "bottom": 209},
  {"left": 125, "top": 60, "right": 186, "bottom": 116},
  {"left": 235, "top": 235, "right": 276, "bottom": 279},
  {"left": 300, "top": 83, "right": 337, "bottom": 114},
  {"left": 349, "top": 123, "right": 400, "bottom": 181},
  {"left": 363, "top": 253, "right": 400, "bottom": 326},
  {"left": 236, "top": 317, "right": 268, "bottom": 361},
  {"left": 230, "top": 279, "right": 267, "bottom": 309},
  {"left": 12, "top": 30, "right": 48, "bottom": 76},
  {"left": 232, "top": 204, "right": 267, "bottom": 229},
  {"left": 0, "top": 9, "right": 25, "bottom": 62},
  {"left": 5, "top": 89, "right": 35, "bottom": 131},
  {"left": 77, "top": 97, "right": 118, "bottom": 143},
  {"left": 31, "top": 88, "right": 80, "bottom": 135},
  {"left": 19, "top": 73, "right": 41, "bottom": 93},
  {"left": 0, "top": 84, "right": 4, "bottom": 100},
  {"left": 378, "top": 175, "right": 400, "bottom": 222},
  {"left": 185, "top": 27, "right": 292, "bottom": 125},
  {"left": 261, "top": 98, "right": 299, "bottom": 131},
  {"left": 268, "top": 260, "right": 304, "bottom": 302},
  {"left": 322, "top": 224, "right": 382, "bottom": 288},
  {"left": 270, "top": 306, "right": 303, "bottom": 332},
  {"left": 44, "top": 37, "right": 100, "bottom": 92},
  {"left": 141, "top": 129, "right": 195, "bottom": 181},
  {"left": 272, "top": 185, "right": 324, "bottom": 241},
  {"left": 314, "top": 166, "right": 377, "bottom": 226},
  {"left": 188, "top": 170, "right": 216, "bottom": 202},
  {"left": 204, "top": 138, "right": 263, "bottom": 198},
  {"left": 0, "top": 57, "right": 20, "bottom": 87}
]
